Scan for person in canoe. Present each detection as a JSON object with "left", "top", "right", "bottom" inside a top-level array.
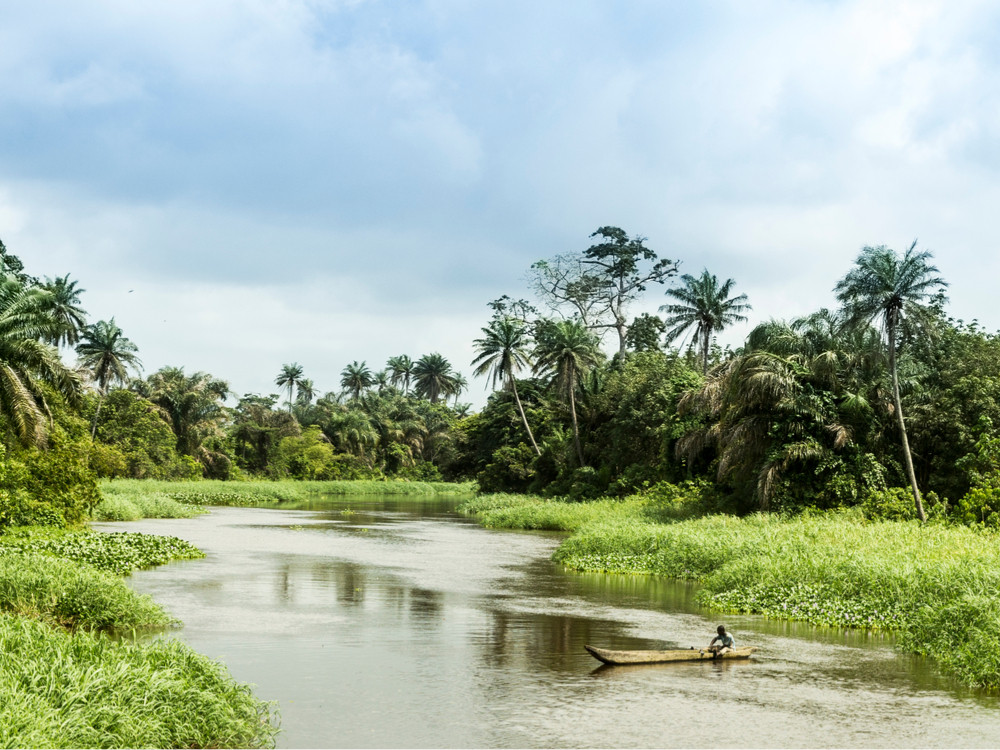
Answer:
[{"left": 708, "top": 625, "right": 735, "bottom": 655}]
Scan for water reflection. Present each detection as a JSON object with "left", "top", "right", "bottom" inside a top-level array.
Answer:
[{"left": 95, "top": 497, "right": 1000, "bottom": 749}]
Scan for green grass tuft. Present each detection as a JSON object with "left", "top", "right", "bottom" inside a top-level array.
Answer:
[
  {"left": 0, "top": 552, "right": 170, "bottom": 630},
  {"left": 0, "top": 613, "right": 278, "bottom": 748},
  {"left": 92, "top": 491, "right": 207, "bottom": 521}
]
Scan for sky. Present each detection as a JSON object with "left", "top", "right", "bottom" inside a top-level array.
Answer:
[{"left": 2, "top": 0, "right": 999, "bottom": 408}]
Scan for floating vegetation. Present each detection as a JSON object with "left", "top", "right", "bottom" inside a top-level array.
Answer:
[{"left": 0, "top": 528, "right": 204, "bottom": 577}]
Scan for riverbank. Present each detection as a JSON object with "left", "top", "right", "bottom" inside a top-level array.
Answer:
[
  {"left": 0, "top": 526, "right": 278, "bottom": 748},
  {"left": 460, "top": 491, "right": 1000, "bottom": 691},
  {"left": 97, "top": 478, "right": 476, "bottom": 518}
]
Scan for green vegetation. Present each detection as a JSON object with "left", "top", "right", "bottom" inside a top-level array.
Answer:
[
  {"left": 92, "top": 491, "right": 207, "bottom": 521},
  {"left": 5, "top": 222, "right": 1000, "bottom": 722},
  {"left": 463, "top": 489, "right": 1000, "bottom": 690},
  {"left": 101, "top": 478, "right": 475, "bottom": 510},
  {"left": 0, "top": 551, "right": 169, "bottom": 630},
  {"left": 0, "top": 527, "right": 204, "bottom": 577},
  {"left": 0, "top": 614, "right": 277, "bottom": 749},
  {"left": 0, "top": 524, "right": 274, "bottom": 747}
]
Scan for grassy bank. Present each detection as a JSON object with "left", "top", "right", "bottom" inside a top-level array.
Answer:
[
  {"left": 0, "top": 526, "right": 277, "bottom": 747},
  {"left": 0, "top": 613, "right": 276, "bottom": 748},
  {"left": 99, "top": 478, "right": 476, "bottom": 514},
  {"left": 461, "top": 493, "right": 1000, "bottom": 690}
]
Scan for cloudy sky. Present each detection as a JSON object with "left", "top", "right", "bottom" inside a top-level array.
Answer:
[{"left": 2, "top": 0, "right": 999, "bottom": 406}]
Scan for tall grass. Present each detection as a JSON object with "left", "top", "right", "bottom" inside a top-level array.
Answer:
[
  {"left": 459, "top": 493, "right": 641, "bottom": 531},
  {"left": 464, "top": 494, "right": 1000, "bottom": 690},
  {"left": 92, "top": 491, "right": 207, "bottom": 521},
  {"left": 101, "top": 478, "right": 476, "bottom": 509},
  {"left": 0, "top": 613, "right": 277, "bottom": 748},
  {"left": 0, "top": 552, "right": 170, "bottom": 630}
]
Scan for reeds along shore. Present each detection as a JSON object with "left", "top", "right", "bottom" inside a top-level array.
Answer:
[
  {"left": 461, "top": 492, "right": 1000, "bottom": 690},
  {"left": 0, "top": 526, "right": 278, "bottom": 748}
]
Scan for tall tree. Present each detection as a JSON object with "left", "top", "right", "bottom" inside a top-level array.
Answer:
[
  {"left": 0, "top": 274, "right": 80, "bottom": 445},
  {"left": 583, "top": 226, "right": 679, "bottom": 356},
  {"left": 386, "top": 355, "right": 415, "bottom": 394},
  {"left": 295, "top": 377, "right": 316, "bottom": 405},
  {"left": 471, "top": 316, "right": 540, "bottom": 455},
  {"left": 451, "top": 373, "right": 468, "bottom": 405},
  {"left": 660, "top": 269, "right": 751, "bottom": 374},
  {"left": 275, "top": 363, "right": 305, "bottom": 414},
  {"left": 41, "top": 274, "right": 88, "bottom": 347},
  {"left": 834, "top": 242, "right": 947, "bottom": 522},
  {"left": 341, "top": 361, "right": 374, "bottom": 401},
  {"left": 530, "top": 228, "right": 678, "bottom": 356},
  {"left": 413, "top": 353, "right": 458, "bottom": 404},
  {"left": 76, "top": 318, "right": 142, "bottom": 439},
  {"left": 533, "top": 319, "right": 602, "bottom": 465}
]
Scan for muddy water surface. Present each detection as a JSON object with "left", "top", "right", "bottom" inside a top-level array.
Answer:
[{"left": 96, "top": 497, "right": 1000, "bottom": 748}]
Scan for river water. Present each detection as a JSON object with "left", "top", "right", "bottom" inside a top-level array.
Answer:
[{"left": 95, "top": 496, "right": 1000, "bottom": 748}]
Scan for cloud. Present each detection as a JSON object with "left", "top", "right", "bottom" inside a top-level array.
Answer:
[{"left": 2, "top": 0, "right": 1000, "bottom": 406}]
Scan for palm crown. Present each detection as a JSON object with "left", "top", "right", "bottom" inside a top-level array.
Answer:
[{"left": 660, "top": 269, "right": 750, "bottom": 373}]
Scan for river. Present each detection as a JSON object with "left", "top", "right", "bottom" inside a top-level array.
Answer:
[{"left": 95, "top": 495, "right": 1000, "bottom": 748}]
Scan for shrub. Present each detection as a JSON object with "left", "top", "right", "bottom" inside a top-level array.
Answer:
[
  {"left": 0, "top": 442, "right": 100, "bottom": 529},
  {"left": 861, "top": 487, "right": 917, "bottom": 522}
]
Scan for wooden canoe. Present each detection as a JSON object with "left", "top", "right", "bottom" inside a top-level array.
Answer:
[{"left": 585, "top": 644, "right": 757, "bottom": 665}]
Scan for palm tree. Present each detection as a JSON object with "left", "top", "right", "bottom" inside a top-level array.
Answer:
[
  {"left": 0, "top": 274, "right": 80, "bottom": 445},
  {"left": 532, "top": 319, "right": 602, "bottom": 466},
  {"left": 386, "top": 355, "right": 415, "bottom": 394},
  {"left": 450, "top": 373, "right": 467, "bottom": 405},
  {"left": 681, "top": 316, "right": 867, "bottom": 509},
  {"left": 41, "top": 274, "right": 88, "bottom": 347},
  {"left": 295, "top": 377, "right": 316, "bottom": 405},
  {"left": 325, "top": 407, "right": 378, "bottom": 462},
  {"left": 138, "top": 367, "right": 230, "bottom": 457},
  {"left": 275, "top": 363, "right": 305, "bottom": 414},
  {"left": 76, "top": 318, "right": 142, "bottom": 438},
  {"left": 835, "top": 241, "right": 947, "bottom": 521},
  {"left": 660, "top": 269, "right": 751, "bottom": 374},
  {"left": 471, "top": 316, "right": 540, "bottom": 455},
  {"left": 373, "top": 369, "right": 390, "bottom": 394},
  {"left": 341, "top": 361, "right": 374, "bottom": 401},
  {"left": 413, "top": 353, "right": 458, "bottom": 404}
]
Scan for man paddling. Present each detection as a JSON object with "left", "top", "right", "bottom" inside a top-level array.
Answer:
[{"left": 708, "top": 625, "right": 735, "bottom": 655}]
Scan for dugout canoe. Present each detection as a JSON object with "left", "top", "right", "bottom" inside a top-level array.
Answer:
[{"left": 584, "top": 645, "right": 757, "bottom": 665}]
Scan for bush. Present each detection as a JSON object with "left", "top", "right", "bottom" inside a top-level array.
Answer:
[
  {"left": 861, "top": 487, "right": 917, "bottom": 522},
  {"left": 476, "top": 444, "right": 537, "bottom": 493},
  {"left": 0, "top": 442, "right": 100, "bottom": 529}
]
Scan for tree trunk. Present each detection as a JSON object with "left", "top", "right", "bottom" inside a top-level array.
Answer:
[
  {"left": 889, "top": 319, "right": 926, "bottom": 522},
  {"left": 569, "top": 383, "right": 585, "bottom": 466},
  {"left": 702, "top": 327, "right": 711, "bottom": 375},
  {"left": 90, "top": 391, "right": 106, "bottom": 441},
  {"left": 616, "top": 318, "right": 628, "bottom": 359},
  {"left": 510, "top": 377, "right": 541, "bottom": 456}
]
